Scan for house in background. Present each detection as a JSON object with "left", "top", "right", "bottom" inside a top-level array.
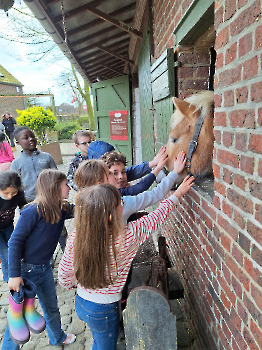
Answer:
[{"left": 0, "top": 65, "right": 25, "bottom": 118}]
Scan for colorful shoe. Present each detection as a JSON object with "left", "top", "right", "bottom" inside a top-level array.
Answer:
[
  {"left": 7, "top": 288, "right": 30, "bottom": 345},
  {"left": 23, "top": 278, "right": 46, "bottom": 334}
]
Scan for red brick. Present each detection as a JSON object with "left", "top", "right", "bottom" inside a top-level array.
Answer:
[
  {"left": 221, "top": 232, "right": 231, "bottom": 251},
  {"left": 225, "top": 0, "right": 236, "bottom": 20},
  {"left": 216, "top": 52, "right": 224, "bottom": 69},
  {"left": 223, "top": 167, "right": 233, "bottom": 184},
  {"left": 213, "top": 195, "right": 221, "bottom": 210},
  {"left": 258, "top": 108, "right": 262, "bottom": 126},
  {"left": 248, "top": 133, "right": 262, "bottom": 154},
  {"left": 224, "top": 90, "right": 234, "bottom": 107},
  {"left": 222, "top": 131, "right": 233, "bottom": 147},
  {"left": 216, "top": 26, "right": 229, "bottom": 50},
  {"left": 229, "top": 110, "right": 255, "bottom": 128},
  {"left": 215, "top": 5, "right": 224, "bottom": 30},
  {"left": 251, "top": 244, "right": 262, "bottom": 267},
  {"left": 243, "top": 56, "right": 258, "bottom": 80},
  {"left": 215, "top": 181, "right": 226, "bottom": 196},
  {"left": 250, "top": 318, "right": 262, "bottom": 348},
  {"left": 221, "top": 290, "right": 232, "bottom": 312},
  {"left": 218, "top": 65, "right": 242, "bottom": 87},
  {"left": 235, "top": 86, "right": 248, "bottom": 104},
  {"left": 237, "top": 300, "right": 248, "bottom": 325},
  {"left": 217, "top": 149, "right": 239, "bottom": 168},
  {"left": 249, "top": 179, "right": 262, "bottom": 200},
  {"left": 244, "top": 292, "right": 262, "bottom": 327},
  {"left": 257, "top": 160, "right": 262, "bottom": 178},
  {"left": 243, "top": 326, "right": 260, "bottom": 350},
  {"left": 244, "top": 257, "right": 262, "bottom": 286},
  {"left": 255, "top": 24, "right": 262, "bottom": 51},
  {"left": 222, "top": 200, "right": 232, "bottom": 218},
  {"left": 237, "top": 0, "right": 248, "bottom": 8},
  {"left": 239, "top": 232, "right": 250, "bottom": 254},
  {"left": 235, "top": 133, "right": 247, "bottom": 152},
  {"left": 240, "top": 155, "right": 254, "bottom": 174},
  {"left": 230, "top": 0, "right": 261, "bottom": 36},
  {"left": 239, "top": 33, "right": 253, "bottom": 58},
  {"left": 234, "top": 209, "right": 246, "bottom": 230},
  {"left": 247, "top": 221, "right": 262, "bottom": 246},
  {"left": 251, "top": 81, "right": 262, "bottom": 102},
  {"left": 233, "top": 173, "right": 246, "bottom": 191},
  {"left": 227, "top": 188, "right": 253, "bottom": 214},
  {"left": 196, "top": 67, "right": 209, "bottom": 77},
  {"left": 232, "top": 338, "right": 241, "bottom": 350},
  {"left": 214, "top": 94, "right": 222, "bottom": 108},
  {"left": 217, "top": 214, "right": 238, "bottom": 240},
  {"left": 232, "top": 276, "right": 243, "bottom": 299},
  {"left": 225, "top": 42, "right": 237, "bottom": 65},
  {"left": 214, "top": 111, "right": 227, "bottom": 127},
  {"left": 232, "top": 244, "right": 243, "bottom": 267},
  {"left": 225, "top": 254, "right": 250, "bottom": 291},
  {"left": 251, "top": 284, "right": 262, "bottom": 312},
  {"left": 213, "top": 162, "right": 220, "bottom": 179},
  {"left": 255, "top": 203, "right": 262, "bottom": 225}
]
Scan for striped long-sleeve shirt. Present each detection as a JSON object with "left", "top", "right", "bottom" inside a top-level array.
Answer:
[{"left": 58, "top": 195, "right": 179, "bottom": 304}]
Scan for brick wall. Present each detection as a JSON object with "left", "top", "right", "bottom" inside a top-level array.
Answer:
[
  {"left": 0, "top": 84, "right": 24, "bottom": 118},
  {"left": 151, "top": 0, "right": 262, "bottom": 349}
]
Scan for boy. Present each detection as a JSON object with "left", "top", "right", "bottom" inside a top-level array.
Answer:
[
  {"left": 101, "top": 147, "right": 167, "bottom": 196},
  {"left": 10, "top": 126, "right": 57, "bottom": 202},
  {"left": 67, "top": 130, "right": 95, "bottom": 190}
]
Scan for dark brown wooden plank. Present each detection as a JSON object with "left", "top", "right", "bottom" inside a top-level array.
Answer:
[{"left": 97, "top": 45, "right": 134, "bottom": 64}]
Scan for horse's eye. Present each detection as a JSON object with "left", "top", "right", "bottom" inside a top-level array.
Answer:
[{"left": 169, "top": 137, "right": 177, "bottom": 143}]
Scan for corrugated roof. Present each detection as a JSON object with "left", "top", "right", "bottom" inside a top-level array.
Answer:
[{"left": 0, "top": 65, "right": 23, "bottom": 86}]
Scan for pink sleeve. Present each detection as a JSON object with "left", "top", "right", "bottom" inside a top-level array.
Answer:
[
  {"left": 58, "top": 230, "right": 77, "bottom": 289},
  {"left": 5, "top": 143, "right": 15, "bottom": 161}
]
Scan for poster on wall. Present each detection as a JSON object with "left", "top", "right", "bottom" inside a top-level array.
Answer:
[{"left": 109, "top": 110, "right": 128, "bottom": 141}]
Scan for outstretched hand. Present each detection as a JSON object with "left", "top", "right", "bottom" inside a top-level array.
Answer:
[
  {"left": 149, "top": 146, "right": 166, "bottom": 168},
  {"left": 174, "top": 175, "right": 195, "bottom": 199},
  {"left": 152, "top": 150, "right": 169, "bottom": 176},
  {"left": 173, "top": 151, "right": 186, "bottom": 174},
  {"left": 8, "top": 277, "right": 24, "bottom": 292}
]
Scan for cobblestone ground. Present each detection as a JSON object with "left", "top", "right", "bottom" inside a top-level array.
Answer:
[{"left": 0, "top": 143, "right": 126, "bottom": 349}]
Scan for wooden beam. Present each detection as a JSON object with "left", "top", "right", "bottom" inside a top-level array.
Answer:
[
  {"left": 67, "top": 3, "right": 136, "bottom": 37},
  {"left": 73, "top": 31, "right": 128, "bottom": 55},
  {"left": 86, "top": 60, "right": 124, "bottom": 75},
  {"left": 97, "top": 45, "right": 134, "bottom": 65},
  {"left": 100, "top": 64, "right": 124, "bottom": 75},
  {"left": 78, "top": 38, "right": 130, "bottom": 61},
  {"left": 85, "top": 5, "right": 143, "bottom": 39}
]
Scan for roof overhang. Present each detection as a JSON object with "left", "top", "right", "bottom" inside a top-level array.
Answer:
[{"left": 24, "top": 0, "right": 147, "bottom": 85}]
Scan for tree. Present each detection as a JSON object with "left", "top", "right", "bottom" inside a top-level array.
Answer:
[{"left": 16, "top": 106, "right": 56, "bottom": 144}]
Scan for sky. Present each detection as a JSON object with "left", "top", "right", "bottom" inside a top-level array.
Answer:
[{"left": 0, "top": 4, "right": 79, "bottom": 107}]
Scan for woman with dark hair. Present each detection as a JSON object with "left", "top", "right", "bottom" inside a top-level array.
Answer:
[{"left": 2, "top": 113, "right": 16, "bottom": 150}]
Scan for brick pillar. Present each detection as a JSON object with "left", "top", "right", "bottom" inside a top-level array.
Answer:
[{"left": 177, "top": 49, "right": 211, "bottom": 99}]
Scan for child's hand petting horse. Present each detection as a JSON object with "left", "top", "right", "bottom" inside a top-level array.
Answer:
[
  {"left": 149, "top": 146, "right": 166, "bottom": 168},
  {"left": 173, "top": 151, "right": 186, "bottom": 174},
  {"left": 174, "top": 175, "right": 195, "bottom": 199}
]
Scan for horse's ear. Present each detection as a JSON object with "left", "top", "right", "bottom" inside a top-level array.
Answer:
[{"left": 172, "top": 97, "right": 191, "bottom": 117}]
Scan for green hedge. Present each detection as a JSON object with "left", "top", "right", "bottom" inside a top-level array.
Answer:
[{"left": 56, "top": 121, "right": 79, "bottom": 140}]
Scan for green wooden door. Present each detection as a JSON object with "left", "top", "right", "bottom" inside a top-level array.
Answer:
[
  {"left": 92, "top": 75, "right": 132, "bottom": 165},
  {"left": 138, "top": 29, "right": 155, "bottom": 162}
]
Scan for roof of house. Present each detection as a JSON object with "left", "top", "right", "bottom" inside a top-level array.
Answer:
[{"left": 0, "top": 65, "right": 23, "bottom": 86}]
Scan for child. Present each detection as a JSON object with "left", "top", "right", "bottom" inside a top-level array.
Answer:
[
  {"left": 0, "top": 171, "right": 27, "bottom": 282},
  {"left": 58, "top": 177, "right": 194, "bottom": 349},
  {"left": 0, "top": 132, "right": 14, "bottom": 172},
  {"left": 74, "top": 151, "right": 186, "bottom": 223},
  {"left": 10, "top": 126, "right": 57, "bottom": 202},
  {"left": 101, "top": 147, "right": 168, "bottom": 196},
  {"left": 67, "top": 129, "right": 95, "bottom": 190},
  {"left": 2, "top": 169, "right": 76, "bottom": 350}
]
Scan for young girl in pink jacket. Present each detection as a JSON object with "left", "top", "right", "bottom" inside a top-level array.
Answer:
[{"left": 0, "top": 132, "right": 14, "bottom": 172}]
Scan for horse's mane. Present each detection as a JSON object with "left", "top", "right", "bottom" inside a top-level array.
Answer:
[{"left": 185, "top": 90, "right": 214, "bottom": 116}]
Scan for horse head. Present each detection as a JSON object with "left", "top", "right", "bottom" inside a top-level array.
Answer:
[{"left": 166, "top": 91, "right": 215, "bottom": 179}]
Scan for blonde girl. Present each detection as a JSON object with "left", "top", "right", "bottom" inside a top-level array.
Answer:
[
  {"left": 2, "top": 169, "right": 76, "bottom": 350},
  {"left": 58, "top": 176, "right": 194, "bottom": 350}
]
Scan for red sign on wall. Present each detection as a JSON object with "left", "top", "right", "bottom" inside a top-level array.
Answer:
[{"left": 109, "top": 110, "right": 128, "bottom": 141}]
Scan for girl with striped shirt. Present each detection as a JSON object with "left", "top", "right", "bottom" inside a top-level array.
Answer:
[{"left": 58, "top": 178, "right": 194, "bottom": 350}]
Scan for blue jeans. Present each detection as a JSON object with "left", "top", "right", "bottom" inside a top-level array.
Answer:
[
  {"left": 0, "top": 224, "right": 14, "bottom": 282},
  {"left": 75, "top": 294, "right": 119, "bottom": 350},
  {"left": 1, "top": 263, "right": 66, "bottom": 350}
]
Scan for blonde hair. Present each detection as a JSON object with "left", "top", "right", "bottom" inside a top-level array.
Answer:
[
  {"left": 72, "top": 130, "right": 95, "bottom": 144},
  {"left": 34, "top": 169, "right": 69, "bottom": 224},
  {"left": 74, "top": 159, "right": 108, "bottom": 189},
  {"left": 74, "top": 184, "right": 123, "bottom": 289}
]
